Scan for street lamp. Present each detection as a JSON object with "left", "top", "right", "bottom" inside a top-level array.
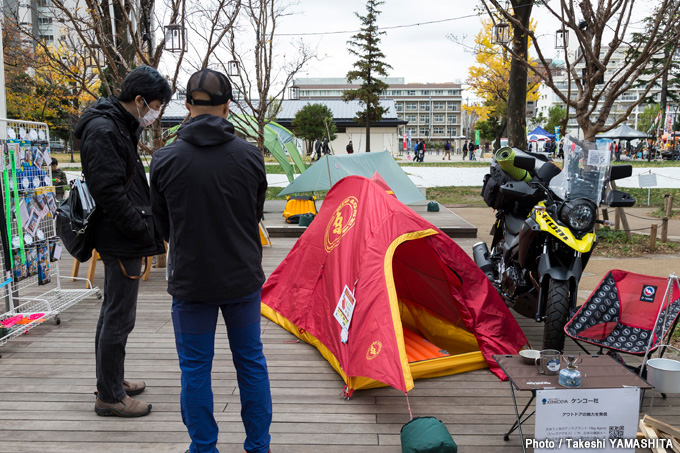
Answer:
[
  {"left": 289, "top": 86, "right": 300, "bottom": 100},
  {"left": 164, "top": 24, "right": 185, "bottom": 53},
  {"left": 227, "top": 60, "right": 240, "bottom": 77},
  {"left": 555, "top": 29, "right": 569, "bottom": 49},
  {"left": 86, "top": 46, "right": 101, "bottom": 68},
  {"left": 493, "top": 21, "right": 510, "bottom": 45}
]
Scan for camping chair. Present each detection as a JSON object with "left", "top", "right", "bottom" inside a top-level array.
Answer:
[{"left": 565, "top": 270, "right": 680, "bottom": 371}]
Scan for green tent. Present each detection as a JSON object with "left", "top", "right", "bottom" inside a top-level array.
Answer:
[
  {"left": 163, "top": 115, "right": 307, "bottom": 183},
  {"left": 229, "top": 114, "right": 307, "bottom": 183},
  {"left": 278, "top": 151, "right": 425, "bottom": 205},
  {"left": 266, "top": 121, "right": 307, "bottom": 175}
]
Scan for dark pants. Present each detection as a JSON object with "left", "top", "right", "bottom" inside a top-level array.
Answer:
[
  {"left": 95, "top": 255, "right": 142, "bottom": 403},
  {"left": 172, "top": 290, "right": 272, "bottom": 453}
]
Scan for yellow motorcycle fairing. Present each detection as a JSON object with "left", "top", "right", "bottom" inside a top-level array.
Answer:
[{"left": 532, "top": 209, "right": 596, "bottom": 254}]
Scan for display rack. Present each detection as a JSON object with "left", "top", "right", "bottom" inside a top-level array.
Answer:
[{"left": 0, "top": 119, "right": 100, "bottom": 349}]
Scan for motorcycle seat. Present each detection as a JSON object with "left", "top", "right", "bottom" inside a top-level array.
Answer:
[{"left": 504, "top": 214, "right": 526, "bottom": 236}]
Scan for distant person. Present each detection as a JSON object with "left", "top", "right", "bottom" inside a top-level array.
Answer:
[
  {"left": 313, "top": 138, "right": 322, "bottom": 161},
  {"left": 443, "top": 140, "right": 451, "bottom": 160},
  {"left": 470, "top": 143, "right": 476, "bottom": 161},
  {"left": 463, "top": 140, "right": 468, "bottom": 160},
  {"left": 51, "top": 158, "right": 69, "bottom": 201},
  {"left": 614, "top": 141, "right": 620, "bottom": 161},
  {"left": 322, "top": 138, "right": 330, "bottom": 155},
  {"left": 346, "top": 140, "right": 354, "bottom": 154}
]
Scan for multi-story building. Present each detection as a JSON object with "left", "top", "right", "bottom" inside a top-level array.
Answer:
[
  {"left": 535, "top": 45, "right": 680, "bottom": 138},
  {"left": 292, "top": 77, "right": 464, "bottom": 149},
  {"left": 2, "top": 0, "right": 75, "bottom": 47}
]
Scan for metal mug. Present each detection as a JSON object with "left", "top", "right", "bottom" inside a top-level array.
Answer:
[{"left": 534, "top": 349, "right": 561, "bottom": 375}]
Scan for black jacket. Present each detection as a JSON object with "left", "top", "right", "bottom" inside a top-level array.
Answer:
[
  {"left": 150, "top": 115, "right": 267, "bottom": 301},
  {"left": 75, "top": 97, "right": 165, "bottom": 258}
]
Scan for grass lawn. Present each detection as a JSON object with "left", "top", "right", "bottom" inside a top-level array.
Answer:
[
  {"left": 614, "top": 160, "right": 680, "bottom": 167},
  {"left": 594, "top": 227, "right": 680, "bottom": 257},
  {"left": 426, "top": 186, "right": 487, "bottom": 207},
  {"left": 427, "top": 186, "right": 680, "bottom": 211},
  {"left": 51, "top": 152, "right": 80, "bottom": 164}
]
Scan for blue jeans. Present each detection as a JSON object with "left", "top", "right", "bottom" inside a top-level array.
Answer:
[{"left": 172, "top": 290, "right": 272, "bottom": 453}]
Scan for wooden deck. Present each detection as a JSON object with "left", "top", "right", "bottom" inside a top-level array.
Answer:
[
  {"left": 264, "top": 200, "right": 478, "bottom": 238},
  {"left": 0, "top": 234, "right": 678, "bottom": 452}
]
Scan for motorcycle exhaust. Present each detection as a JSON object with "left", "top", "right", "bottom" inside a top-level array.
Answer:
[{"left": 472, "top": 242, "right": 495, "bottom": 281}]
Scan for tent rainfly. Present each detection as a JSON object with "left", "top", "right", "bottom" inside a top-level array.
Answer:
[
  {"left": 262, "top": 174, "right": 527, "bottom": 395},
  {"left": 277, "top": 151, "right": 425, "bottom": 205},
  {"left": 528, "top": 126, "right": 555, "bottom": 139},
  {"left": 596, "top": 123, "right": 651, "bottom": 140}
]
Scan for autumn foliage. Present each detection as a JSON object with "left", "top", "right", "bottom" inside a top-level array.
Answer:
[{"left": 2, "top": 20, "right": 97, "bottom": 142}]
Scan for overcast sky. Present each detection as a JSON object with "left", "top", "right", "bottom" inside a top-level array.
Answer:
[
  {"left": 276, "top": 0, "right": 561, "bottom": 85},
  {"left": 273, "top": 0, "right": 653, "bottom": 95}
]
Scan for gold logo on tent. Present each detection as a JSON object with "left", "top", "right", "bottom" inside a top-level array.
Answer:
[
  {"left": 324, "top": 196, "right": 358, "bottom": 253},
  {"left": 366, "top": 341, "right": 382, "bottom": 360}
]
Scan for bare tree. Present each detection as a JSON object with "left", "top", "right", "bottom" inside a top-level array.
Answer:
[
  {"left": 222, "top": 0, "right": 314, "bottom": 153},
  {"left": 483, "top": 0, "right": 680, "bottom": 140},
  {"left": 6, "top": 0, "right": 241, "bottom": 151}
]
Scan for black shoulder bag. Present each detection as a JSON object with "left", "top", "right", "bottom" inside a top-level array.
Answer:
[
  {"left": 56, "top": 170, "right": 135, "bottom": 263},
  {"left": 56, "top": 177, "right": 98, "bottom": 262}
]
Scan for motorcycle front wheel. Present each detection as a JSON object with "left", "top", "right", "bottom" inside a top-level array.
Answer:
[{"left": 543, "top": 279, "right": 570, "bottom": 352}]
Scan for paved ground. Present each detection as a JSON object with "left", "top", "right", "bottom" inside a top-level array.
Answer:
[
  {"left": 454, "top": 206, "right": 680, "bottom": 300},
  {"left": 1, "top": 202, "right": 678, "bottom": 452}
]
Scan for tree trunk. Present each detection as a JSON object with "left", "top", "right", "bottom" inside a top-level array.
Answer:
[
  {"left": 493, "top": 118, "right": 507, "bottom": 151},
  {"left": 366, "top": 117, "right": 371, "bottom": 152},
  {"left": 257, "top": 117, "right": 266, "bottom": 157},
  {"left": 506, "top": 0, "right": 533, "bottom": 150},
  {"left": 660, "top": 46, "right": 670, "bottom": 122}
]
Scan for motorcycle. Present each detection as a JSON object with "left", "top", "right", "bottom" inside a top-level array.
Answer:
[{"left": 473, "top": 135, "right": 636, "bottom": 351}]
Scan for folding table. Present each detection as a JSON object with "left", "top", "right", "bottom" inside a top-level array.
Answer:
[{"left": 493, "top": 354, "right": 652, "bottom": 453}]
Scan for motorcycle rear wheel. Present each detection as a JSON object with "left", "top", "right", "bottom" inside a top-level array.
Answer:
[{"left": 543, "top": 279, "right": 569, "bottom": 352}]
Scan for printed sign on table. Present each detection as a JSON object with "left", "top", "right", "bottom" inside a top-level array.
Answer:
[
  {"left": 534, "top": 387, "right": 639, "bottom": 453},
  {"left": 334, "top": 285, "right": 356, "bottom": 343}
]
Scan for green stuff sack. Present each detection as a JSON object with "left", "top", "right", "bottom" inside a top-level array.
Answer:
[
  {"left": 427, "top": 201, "right": 440, "bottom": 212},
  {"left": 495, "top": 146, "right": 532, "bottom": 182},
  {"left": 401, "top": 416, "right": 457, "bottom": 453}
]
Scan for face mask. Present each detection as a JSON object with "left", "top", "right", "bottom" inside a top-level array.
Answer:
[{"left": 137, "top": 98, "right": 160, "bottom": 127}]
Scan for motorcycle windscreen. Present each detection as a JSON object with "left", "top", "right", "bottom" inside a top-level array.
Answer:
[{"left": 549, "top": 135, "right": 610, "bottom": 205}]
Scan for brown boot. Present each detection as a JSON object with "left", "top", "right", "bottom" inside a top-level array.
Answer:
[
  {"left": 95, "top": 395, "right": 152, "bottom": 417},
  {"left": 123, "top": 380, "right": 146, "bottom": 396}
]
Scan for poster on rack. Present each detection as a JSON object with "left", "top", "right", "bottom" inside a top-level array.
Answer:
[{"left": 534, "top": 388, "right": 639, "bottom": 453}]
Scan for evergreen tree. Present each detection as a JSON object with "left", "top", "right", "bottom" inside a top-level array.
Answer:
[
  {"left": 545, "top": 105, "right": 566, "bottom": 136},
  {"left": 638, "top": 104, "right": 661, "bottom": 135},
  {"left": 342, "top": 0, "right": 392, "bottom": 152},
  {"left": 291, "top": 104, "right": 337, "bottom": 156},
  {"left": 628, "top": 3, "right": 680, "bottom": 115}
]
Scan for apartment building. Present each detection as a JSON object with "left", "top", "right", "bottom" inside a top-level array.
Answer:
[
  {"left": 535, "top": 45, "right": 680, "bottom": 138},
  {"left": 292, "top": 78, "right": 464, "bottom": 148},
  {"left": 2, "top": 0, "right": 74, "bottom": 47}
]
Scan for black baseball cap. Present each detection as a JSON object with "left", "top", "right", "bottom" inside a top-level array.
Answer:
[{"left": 186, "top": 69, "right": 234, "bottom": 106}]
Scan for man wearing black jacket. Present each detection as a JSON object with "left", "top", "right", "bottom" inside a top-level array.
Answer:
[
  {"left": 76, "top": 66, "right": 171, "bottom": 418},
  {"left": 150, "top": 69, "right": 271, "bottom": 453}
]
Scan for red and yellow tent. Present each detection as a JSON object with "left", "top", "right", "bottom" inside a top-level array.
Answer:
[{"left": 261, "top": 175, "right": 527, "bottom": 393}]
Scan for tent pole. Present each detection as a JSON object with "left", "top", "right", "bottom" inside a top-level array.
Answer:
[{"left": 326, "top": 154, "right": 332, "bottom": 188}]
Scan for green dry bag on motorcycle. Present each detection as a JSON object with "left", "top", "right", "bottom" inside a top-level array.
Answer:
[{"left": 401, "top": 417, "right": 457, "bottom": 453}]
